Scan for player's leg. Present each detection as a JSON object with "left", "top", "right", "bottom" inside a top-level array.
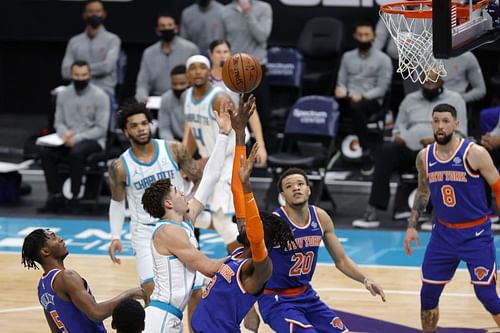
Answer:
[
  {"left": 420, "top": 222, "right": 460, "bottom": 332},
  {"left": 131, "top": 222, "right": 155, "bottom": 295},
  {"left": 144, "top": 306, "right": 183, "bottom": 333},
  {"left": 299, "top": 288, "right": 349, "bottom": 333}
]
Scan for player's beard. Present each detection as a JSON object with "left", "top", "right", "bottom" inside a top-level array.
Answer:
[
  {"left": 130, "top": 132, "right": 151, "bottom": 146},
  {"left": 434, "top": 131, "right": 453, "bottom": 145}
]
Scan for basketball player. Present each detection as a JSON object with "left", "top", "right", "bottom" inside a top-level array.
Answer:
[
  {"left": 405, "top": 103, "right": 500, "bottom": 331},
  {"left": 257, "top": 167, "right": 386, "bottom": 332},
  {"left": 107, "top": 102, "right": 203, "bottom": 296},
  {"left": 140, "top": 100, "right": 240, "bottom": 332},
  {"left": 22, "top": 228, "right": 147, "bottom": 333},
  {"left": 190, "top": 100, "right": 294, "bottom": 332},
  {"left": 208, "top": 39, "right": 267, "bottom": 166}
]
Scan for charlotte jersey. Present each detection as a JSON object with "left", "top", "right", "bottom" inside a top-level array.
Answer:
[
  {"left": 265, "top": 205, "right": 324, "bottom": 289},
  {"left": 426, "top": 138, "right": 489, "bottom": 222},
  {"left": 120, "top": 139, "right": 187, "bottom": 224},
  {"left": 38, "top": 268, "right": 106, "bottom": 333},
  {"left": 191, "top": 247, "right": 259, "bottom": 332},
  {"left": 150, "top": 220, "right": 198, "bottom": 311}
]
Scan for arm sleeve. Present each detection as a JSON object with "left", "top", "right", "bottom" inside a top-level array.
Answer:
[
  {"left": 231, "top": 145, "right": 246, "bottom": 219},
  {"left": 244, "top": 192, "right": 267, "bottom": 262},
  {"left": 109, "top": 199, "right": 126, "bottom": 240},
  {"left": 336, "top": 54, "right": 348, "bottom": 88},
  {"left": 54, "top": 93, "right": 69, "bottom": 137}
]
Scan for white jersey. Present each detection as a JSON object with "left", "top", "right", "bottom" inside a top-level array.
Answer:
[
  {"left": 120, "top": 139, "right": 187, "bottom": 224},
  {"left": 150, "top": 220, "right": 198, "bottom": 310}
]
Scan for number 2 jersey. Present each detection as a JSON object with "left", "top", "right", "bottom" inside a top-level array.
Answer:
[
  {"left": 426, "top": 138, "right": 488, "bottom": 223},
  {"left": 265, "top": 205, "right": 324, "bottom": 289},
  {"left": 38, "top": 268, "right": 106, "bottom": 333}
]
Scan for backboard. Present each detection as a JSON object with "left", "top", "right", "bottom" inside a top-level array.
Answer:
[{"left": 433, "top": 0, "right": 500, "bottom": 58}]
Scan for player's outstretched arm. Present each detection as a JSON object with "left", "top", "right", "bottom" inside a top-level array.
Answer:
[
  {"left": 56, "top": 269, "right": 147, "bottom": 322},
  {"left": 404, "top": 149, "right": 429, "bottom": 256},
  {"left": 108, "top": 158, "right": 127, "bottom": 264},
  {"left": 320, "top": 208, "right": 386, "bottom": 302}
]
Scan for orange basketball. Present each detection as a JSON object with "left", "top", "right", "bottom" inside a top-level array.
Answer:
[{"left": 222, "top": 53, "right": 262, "bottom": 93}]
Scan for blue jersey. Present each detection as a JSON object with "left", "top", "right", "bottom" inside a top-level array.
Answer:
[
  {"left": 265, "top": 205, "right": 324, "bottom": 289},
  {"left": 426, "top": 138, "right": 488, "bottom": 223},
  {"left": 38, "top": 268, "right": 106, "bottom": 333},
  {"left": 191, "top": 247, "right": 258, "bottom": 332}
]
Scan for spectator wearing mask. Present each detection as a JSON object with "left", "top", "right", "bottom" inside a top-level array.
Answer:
[{"left": 135, "top": 11, "right": 199, "bottom": 103}]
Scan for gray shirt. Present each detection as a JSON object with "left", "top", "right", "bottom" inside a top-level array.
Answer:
[
  {"left": 442, "top": 52, "right": 486, "bottom": 103},
  {"left": 61, "top": 27, "right": 121, "bottom": 96},
  {"left": 393, "top": 88, "right": 467, "bottom": 151},
  {"left": 221, "top": 0, "right": 272, "bottom": 64},
  {"left": 374, "top": 18, "right": 398, "bottom": 60},
  {"left": 54, "top": 83, "right": 110, "bottom": 149},
  {"left": 135, "top": 37, "right": 199, "bottom": 102},
  {"left": 336, "top": 48, "right": 393, "bottom": 104},
  {"left": 158, "top": 90, "right": 185, "bottom": 141},
  {"left": 180, "top": 1, "right": 225, "bottom": 52}
]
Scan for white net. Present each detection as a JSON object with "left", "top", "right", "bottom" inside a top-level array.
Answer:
[{"left": 380, "top": 2, "right": 447, "bottom": 84}]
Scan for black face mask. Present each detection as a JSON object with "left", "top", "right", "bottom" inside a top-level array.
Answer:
[
  {"left": 160, "top": 29, "right": 176, "bottom": 42},
  {"left": 422, "top": 86, "right": 443, "bottom": 101},
  {"left": 86, "top": 15, "right": 104, "bottom": 28},
  {"left": 172, "top": 87, "right": 187, "bottom": 99},
  {"left": 197, "top": 0, "right": 211, "bottom": 8},
  {"left": 73, "top": 79, "right": 90, "bottom": 91},
  {"left": 357, "top": 40, "right": 372, "bottom": 52}
]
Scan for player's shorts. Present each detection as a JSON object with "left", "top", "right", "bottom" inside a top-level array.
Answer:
[
  {"left": 258, "top": 286, "right": 349, "bottom": 333},
  {"left": 130, "top": 221, "right": 155, "bottom": 284},
  {"left": 422, "top": 219, "right": 497, "bottom": 285},
  {"left": 144, "top": 301, "right": 183, "bottom": 333}
]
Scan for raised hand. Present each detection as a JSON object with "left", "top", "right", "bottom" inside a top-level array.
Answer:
[
  {"left": 230, "top": 94, "right": 256, "bottom": 133},
  {"left": 214, "top": 99, "right": 232, "bottom": 135},
  {"left": 239, "top": 143, "right": 259, "bottom": 186}
]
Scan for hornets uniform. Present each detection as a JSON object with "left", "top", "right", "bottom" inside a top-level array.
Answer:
[
  {"left": 258, "top": 205, "right": 349, "bottom": 333},
  {"left": 38, "top": 268, "right": 106, "bottom": 333},
  {"left": 191, "top": 247, "right": 259, "bottom": 332},
  {"left": 144, "top": 220, "right": 198, "bottom": 333},
  {"left": 120, "top": 139, "right": 188, "bottom": 283}
]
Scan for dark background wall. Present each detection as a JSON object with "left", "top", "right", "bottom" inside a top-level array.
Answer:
[{"left": 0, "top": 0, "right": 499, "bottom": 119}]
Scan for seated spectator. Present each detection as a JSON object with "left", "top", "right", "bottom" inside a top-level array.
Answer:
[
  {"left": 111, "top": 298, "right": 146, "bottom": 333},
  {"left": 135, "top": 11, "right": 199, "bottom": 103},
  {"left": 352, "top": 70, "right": 467, "bottom": 228},
  {"left": 38, "top": 61, "right": 110, "bottom": 214},
  {"left": 158, "top": 65, "right": 189, "bottom": 141},
  {"left": 61, "top": 0, "right": 121, "bottom": 98},
  {"left": 335, "top": 21, "right": 393, "bottom": 175},
  {"left": 180, "top": 0, "right": 225, "bottom": 53}
]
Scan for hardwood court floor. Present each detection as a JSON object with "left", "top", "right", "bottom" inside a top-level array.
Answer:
[{"left": 0, "top": 253, "right": 497, "bottom": 332}]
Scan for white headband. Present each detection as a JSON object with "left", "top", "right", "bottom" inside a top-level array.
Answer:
[{"left": 186, "top": 55, "right": 211, "bottom": 70}]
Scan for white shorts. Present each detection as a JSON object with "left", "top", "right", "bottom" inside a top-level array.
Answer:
[
  {"left": 130, "top": 221, "right": 155, "bottom": 284},
  {"left": 144, "top": 305, "right": 183, "bottom": 333}
]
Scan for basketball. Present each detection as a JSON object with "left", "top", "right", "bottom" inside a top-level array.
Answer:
[{"left": 222, "top": 53, "right": 262, "bottom": 93}]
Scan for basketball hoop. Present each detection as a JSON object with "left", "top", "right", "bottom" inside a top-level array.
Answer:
[{"left": 380, "top": 0, "right": 491, "bottom": 84}]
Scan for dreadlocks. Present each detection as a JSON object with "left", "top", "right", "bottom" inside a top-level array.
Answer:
[
  {"left": 142, "top": 179, "right": 172, "bottom": 219},
  {"left": 261, "top": 212, "right": 295, "bottom": 251},
  {"left": 21, "top": 229, "right": 49, "bottom": 270}
]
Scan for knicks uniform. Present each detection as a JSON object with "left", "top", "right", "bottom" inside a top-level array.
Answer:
[
  {"left": 184, "top": 86, "right": 238, "bottom": 244},
  {"left": 422, "top": 138, "right": 496, "bottom": 286},
  {"left": 144, "top": 220, "right": 198, "bottom": 333},
  {"left": 258, "top": 205, "right": 349, "bottom": 333},
  {"left": 38, "top": 268, "right": 106, "bottom": 333},
  {"left": 191, "top": 247, "right": 258, "bottom": 332},
  {"left": 120, "top": 139, "right": 188, "bottom": 283}
]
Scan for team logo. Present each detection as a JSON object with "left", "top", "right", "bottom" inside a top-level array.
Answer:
[
  {"left": 330, "top": 316, "right": 345, "bottom": 329},
  {"left": 474, "top": 266, "right": 489, "bottom": 280},
  {"left": 452, "top": 156, "right": 462, "bottom": 165},
  {"left": 311, "top": 221, "right": 318, "bottom": 229}
]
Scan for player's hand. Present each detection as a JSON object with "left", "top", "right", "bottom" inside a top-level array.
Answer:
[
  {"left": 334, "top": 86, "right": 347, "bottom": 98},
  {"left": 108, "top": 239, "right": 123, "bottom": 264},
  {"left": 404, "top": 227, "right": 419, "bottom": 256},
  {"left": 129, "top": 287, "right": 151, "bottom": 307},
  {"left": 214, "top": 100, "right": 232, "bottom": 135},
  {"left": 364, "top": 278, "right": 386, "bottom": 302},
  {"left": 239, "top": 142, "right": 259, "bottom": 185},
  {"left": 230, "top": 94, "right": 256, "bottom": 132}
]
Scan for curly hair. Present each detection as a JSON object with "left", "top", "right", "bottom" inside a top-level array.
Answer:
[
  {"left": 260, "top": 212, "right": 295, "bottom": 251},
  {"left": 117, "top": 101, "right": 153, "bottom": 130},
  {"left": 21, "top": 229, "right": 49, "bottom": 270},
  {"left": 277, "top": 168, "right": 310, "bottom": 192},
  {"left": 142, "top": 179, "right": 172, "bottom": 219},
  {"left": 112, "top": 298, "right": 145, "bottom": 333}
]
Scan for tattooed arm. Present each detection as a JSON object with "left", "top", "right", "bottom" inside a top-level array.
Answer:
[
  {"left": 107, "top": 158, "right": 127, "bottom": 264},
  {"left": 169, "top": 141, "right": 202, "bottom": 187}
]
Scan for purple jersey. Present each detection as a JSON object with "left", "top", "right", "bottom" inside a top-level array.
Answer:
[
  {"left": 37, "top": 268, "right": 106, "bottom": 333},
  {"left": 191, "top": 248, "right": 259, "bottom": 332},
  {"left": 426, "top": 138, "right": 488, "bottom": 223},
  {"left": 265, "top": 205, "right": 324, "bottom": 290}
]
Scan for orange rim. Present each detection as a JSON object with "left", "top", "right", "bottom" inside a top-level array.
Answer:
[{"left": 380, "top": 0, "right": 490, "bottom": 20}]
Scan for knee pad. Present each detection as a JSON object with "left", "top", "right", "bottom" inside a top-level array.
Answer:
[
  {"left": 420, "top": 283, "right": 445, "bottom": 310},
  {"left": 212, "top": 209, "right": 238, "bottom": 244},
  {"left": 474, "top": 283, "right": 500, "bottom": 315}
]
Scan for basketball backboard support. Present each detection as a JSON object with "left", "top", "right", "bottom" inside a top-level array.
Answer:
[{"left": 433, "top": 0, "right": 500, "bottom": 58}]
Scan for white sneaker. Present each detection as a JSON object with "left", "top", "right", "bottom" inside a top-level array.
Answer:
[
  {"left": 420, "top": 221, "right": 433, "bottom": 231},
  {"left": 491, "top": 223, "right": 500, "bottom": 231}
]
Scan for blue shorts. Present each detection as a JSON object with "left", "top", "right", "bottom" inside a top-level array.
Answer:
[
  {"left": 422, "top": 220, "right": 497, "bottom": 285},
  {"left": 258, "top": 286, "right": 348, "bottom": 333}
]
